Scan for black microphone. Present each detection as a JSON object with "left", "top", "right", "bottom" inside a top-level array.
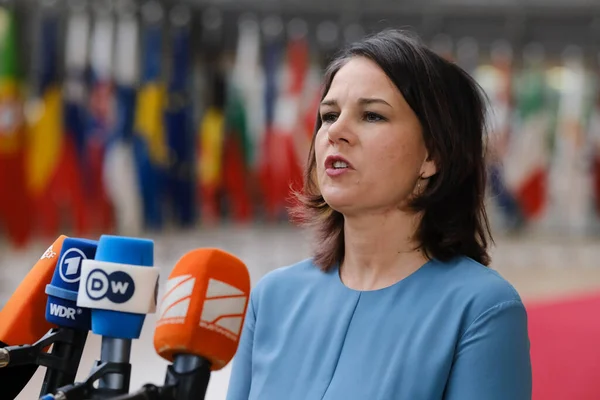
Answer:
[
  {"left": 42, "top": 235, "right": 159, "bottom": 400},
  {"left": 40, "top": 237, "right": 97, "bottom": 395}
]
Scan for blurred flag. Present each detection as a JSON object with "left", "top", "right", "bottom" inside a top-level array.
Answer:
[
  {"left": 301, "top": 42, "right": 327, "bottom": 145},
  {"left": 103, "top": 0, "right": 144, "bottom": 236},
  {"left": 258, "top": 24, "right": 283, "bottom": 219},
  {"left": 87, "top": 4, "right": 116, "bottom": 233},
  {"left": 220, "top": 17, "right": 260, "bottom": 223},
  {"left": 222, "top": 85, "right": 253, "bottom": 222},
  {"left": 262, "top": 18, "right": 283, "bottom": 133},
  {"left": 475, "top": 41, "right": 524, "bottom": 231},
  {"left": 232, "top": 14, "right": 264, "bottom": 169},
  {"left": 260, "top": 19, "right": 309, "bottom": 220},
  {"left": 0, "top": 6, "right": 32, "bottom": 247},
  {"left": 273, "top": 21, "right": 309, "bottom": 207},
  {"left": 25, "top": 5, "right": 64, "bottom": 239},
  {"left": 502, "top": 44, "right": 552, "bottom": 222},
  {"left": 196, "top": 9, "right": 226, "bottom": 224},
  {"left": 197, "top": 81, "right": 225, "bottom": 225},
  {"left": 230, "top": 14, "right": 264, "bottom": 218},
  {"left": 588, "top": 71, "right": 600, "bottom": 215},
  {"left": 61, "top": 4, "right": 92, "bottom": 236},
  {"left": 548, "top": 47, "right": 594, "bottom": 234},
  {"left": 164, "top": 5, "right": 196, "bottom": 227},
  {"left": 134, "top": 1, "right": 167, "bottom": 230}
]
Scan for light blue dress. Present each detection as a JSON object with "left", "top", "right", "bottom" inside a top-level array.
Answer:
[{"left": 226, "top": 256, "right": 532, "bottom": 400}]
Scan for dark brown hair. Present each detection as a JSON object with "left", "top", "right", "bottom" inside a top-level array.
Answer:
[{"left": 290, "top": 29, "right": 493, "bottom": 271}]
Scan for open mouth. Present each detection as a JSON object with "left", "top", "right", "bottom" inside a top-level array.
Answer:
[
  {"left": 325, "top": 155, "right": 353, "bottom": 170},
  {"left": 332, "top": 160, "right": 348, "bottom": 169}
]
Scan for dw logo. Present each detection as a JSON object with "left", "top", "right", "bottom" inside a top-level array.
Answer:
[{"left": 86, "top": 269, "right": 135, "bottom": 303}]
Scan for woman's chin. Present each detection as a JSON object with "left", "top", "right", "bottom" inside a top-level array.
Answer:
[{"left": 322, "top": 193, "right": 356, "bottom": 213}]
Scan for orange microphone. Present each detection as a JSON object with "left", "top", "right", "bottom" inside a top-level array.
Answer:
[
  {"left": 151, "top": 248, "right": 250, "bottom": 400},
  {"left": 0, "top": 235, "right": 67, "bottom": 346},
  {"left": 105, "top": 249, "right": 251, "bottom": 400},
  {"left": 0, "top": 235, "right": 67, "bottom": 400}
]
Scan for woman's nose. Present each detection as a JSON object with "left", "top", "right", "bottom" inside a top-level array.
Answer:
[{"left": 327, "top": 117, "right": 353, "bottom": 145}]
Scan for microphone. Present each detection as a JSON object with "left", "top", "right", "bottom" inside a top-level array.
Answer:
[
  {"left": 68, "top": 235, "right": 159, "bottom": 398},
  {"left": 0, "top": 235, "right": 67, "bottom": 400},
  {"left": 40, "top": 237, "right": 98, "bottom": 395},
  {"left": 97, "top": 248, "right": 250, "bottom": 400},
  {"left": 153, "top": 248, "right": 251, "bottom": 399}
]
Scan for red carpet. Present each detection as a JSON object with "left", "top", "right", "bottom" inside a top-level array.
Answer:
[{"left": 528, "top": 291, "right": 600, "bottom": 400}]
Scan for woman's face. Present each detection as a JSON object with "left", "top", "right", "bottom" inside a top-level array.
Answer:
[{"left": 315, "top": 56, "right": 436, "bottom": 216}]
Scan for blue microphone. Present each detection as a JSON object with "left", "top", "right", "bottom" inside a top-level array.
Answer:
[
  {"left": 41, "top": 237, "right": 97, "bottom": 396},
  {"left": 73, "top": 235, "right": 158, "bottom": 397}
]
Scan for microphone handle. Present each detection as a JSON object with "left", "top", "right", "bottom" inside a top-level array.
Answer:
[
  {"left": 165, "top": 354, "right": 211, "bottom": 400},
  {"left": 98, "top": 337, "right": 132, "bottom": 395},
  {"left": 39, "top": 329, "right": 88, "bottom": 397}
]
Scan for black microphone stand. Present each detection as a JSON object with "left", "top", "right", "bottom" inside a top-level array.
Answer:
[
  {"left": 42, "top": 354, "right": 212, "bottom": 400},
  {"left": 165, "top": 354, "right": 212, "bottom": 400},
  {"left": 91, "top": 354, "right": 212, "bottom": 400},
  {"left": 40, "top": 329, "right": 88, "bottom": 396},
  {"left": 105, "top": 383, "right": 175, "bottom": 400},
  {"left": 0, "top": 327, "right": 86, "bottom": 395},
  {"left": 46, "top": 359, "right": 132, "bottom": 400}
]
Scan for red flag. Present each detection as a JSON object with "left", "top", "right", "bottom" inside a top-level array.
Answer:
[
  {"left": 261, "top": 34, "right": 310, "bottom": 219},
  {"left": 0, "top": 7, "right": 32, "bottom": 247}
]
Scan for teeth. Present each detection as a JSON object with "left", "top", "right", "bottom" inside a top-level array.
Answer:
[{"left": 333, "top": 160, "right": 348, "bottom": 169}]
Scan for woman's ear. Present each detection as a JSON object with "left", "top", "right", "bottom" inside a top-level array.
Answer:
[{"left": 420, "top": 153, "right": 437, "bottom": 179}]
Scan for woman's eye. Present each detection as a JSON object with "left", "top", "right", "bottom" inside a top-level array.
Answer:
[
  {"left": 364, "top": 112, "right": 385, "bottom": 122},
  {"left": 321, "top": 113, "right": 338, "bottom": 123}
]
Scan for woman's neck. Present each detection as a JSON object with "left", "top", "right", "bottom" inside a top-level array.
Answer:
[{"left": 340, "top": 210, "right": 429, "bottom": 291}]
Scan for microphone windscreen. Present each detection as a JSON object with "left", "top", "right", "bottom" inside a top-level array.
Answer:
[
  {"left": 45, "top": 238, "right": 97, "bottom": 330},
  {"left": 153, "top": 248, "right": 251, "bottom": 370},
  {"left": 0, "top": 236, "right": 67, "bottom": 400},
  {"left": 89, "top": 235, "right": 154, "bottom": 339},
  {"left": 0, "top": 235, "right": 67, "bottom": 345}
]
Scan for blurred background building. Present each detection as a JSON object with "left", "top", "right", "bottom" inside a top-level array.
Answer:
[{"left": 1, "top": 0, "right": 600, "bottom": 399}]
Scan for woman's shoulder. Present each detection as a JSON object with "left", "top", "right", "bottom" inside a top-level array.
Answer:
[
  {"left": 250, "top": 258, "right": 328, "bottom": 299},
  {"left": 435, "top": 256, "right": 521, "bottom": 295},
  {"left": 429, "top": 256, "right": 526, "bottom": 322}
]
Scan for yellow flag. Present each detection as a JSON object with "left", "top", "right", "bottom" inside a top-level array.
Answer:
[
  {"left": 198, "top": 107, "right": 225, "bottom": 187},
  {"left": 134, "top": 82, "right": 167, "bottom": 166},
  {"left": 26, "top": 85, "right": 64, "bottom": 194}
]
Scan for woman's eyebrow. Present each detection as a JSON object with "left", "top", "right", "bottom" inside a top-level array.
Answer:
[
  {"left": 320, "top": 98, "right": 392, "bottom": 108},
  {"left": 357, "top": 97, "right": 392, "bottom": 107}
]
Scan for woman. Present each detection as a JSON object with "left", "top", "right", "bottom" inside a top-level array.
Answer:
[{"left": 227, "top": 29, "right": 532, "bottom": 400}]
